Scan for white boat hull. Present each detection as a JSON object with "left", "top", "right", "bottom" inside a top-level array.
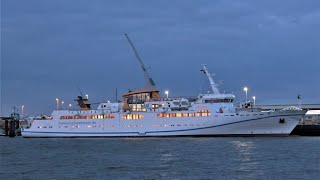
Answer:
[{"left": 21, "top": 111, "right": 305, "bottom": 138}]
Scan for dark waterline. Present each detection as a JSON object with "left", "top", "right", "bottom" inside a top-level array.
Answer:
[{"left": 1, "top": 137, "right": 319, "bottom": 179}]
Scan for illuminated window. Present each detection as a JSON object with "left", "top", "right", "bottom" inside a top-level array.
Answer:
[
  {"left": 121, "top": 114, "right": 144, "bottom": 120},
  {"left": 189, "top": 113, "right": 195, "bottom": 117},
  {"left": 152, "top": 104, "right": 159, "bottom": 109}
]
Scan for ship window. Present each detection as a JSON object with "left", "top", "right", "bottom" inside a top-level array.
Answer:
[
  {"left": 205, "top": 99, "right": 215, "bottom": 103},
  {"left": 152, "top": 104, "right": 159, "bottom": 109},
  {"left": 189, "top": 113, "right": 195, "bottom": 117},
  {"left": 121, "top": 114, "right": 144, "bottom": 120}
]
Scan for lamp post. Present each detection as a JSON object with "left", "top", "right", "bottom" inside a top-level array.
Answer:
[
  {"left": 22, "top": 105, "right": 24, "bottom": 117},
  {"left": 56, "top": 98, "right": 59, "bottom": 110},
  {"left": 252, "top": 96, "right": 256, "bottom": 107},
  {"left": 165, "top": 90, "right": 169, "bottom": 99},
  {"left": 243, "top": 87, "right": 248, "bottom": 102},
  {"left": 62, "top": 101, "right": 64, "bottom": 109},
  {"left": 86, "top": 94, "right": 89, "bottom": 99}
]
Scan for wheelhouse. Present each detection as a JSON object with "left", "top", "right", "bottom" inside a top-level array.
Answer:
[{"left": 123, "top": 89, "right": 160, "bottom": 112}]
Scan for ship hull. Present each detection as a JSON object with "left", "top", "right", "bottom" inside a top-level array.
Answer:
[{"left": 22, "top": 111, "right": 305, "bottom": 138}]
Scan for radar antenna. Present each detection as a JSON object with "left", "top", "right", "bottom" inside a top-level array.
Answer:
[
  {"left": 201, "top": 64, "right": 220, "bottom": 94},
  {"left": 125, "top": 33, "right": 156, "bottom": 89}
]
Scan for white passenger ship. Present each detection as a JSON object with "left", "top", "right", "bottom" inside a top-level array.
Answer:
[{"left": 22, "top": 65, "right": 306, "bottom": 137}]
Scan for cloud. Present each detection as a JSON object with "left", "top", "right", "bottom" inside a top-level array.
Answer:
[{"left": 1, "top": 0, "right": 319, "bottom": 115}]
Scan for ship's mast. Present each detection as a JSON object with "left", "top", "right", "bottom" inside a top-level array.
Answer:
[
  {"left": 125, "top": 34, "right": 156, "bottom": 89},
  {"left": 201, "top": 64, "right": 220, "bottom": 94}
]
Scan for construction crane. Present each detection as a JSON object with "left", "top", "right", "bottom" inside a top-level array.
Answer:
[{"left": 124, "top": 33, "right": 156, "bottom": 89}]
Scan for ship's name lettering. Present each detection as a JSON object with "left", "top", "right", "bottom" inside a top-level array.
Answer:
[
  {"left": 58, "top": 121, "right": 97, "bottom": 125},
  {"left": 196, "top": 106, "right": 208, "bottom": 109}
]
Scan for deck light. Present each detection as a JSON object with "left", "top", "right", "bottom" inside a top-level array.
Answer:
[
  {"left": 56, "top": 98, "right": 59, "bottom": 110},
  {"left": 243, "top": 87, "right": 248, "bottom": 101},
  {"left": 165, "top": 91, "right": 169, "bottom": 98}
]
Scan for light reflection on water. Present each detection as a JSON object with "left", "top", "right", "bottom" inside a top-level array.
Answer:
[{"left": 231, "top": 140, "right": 264, "bottom": 177}]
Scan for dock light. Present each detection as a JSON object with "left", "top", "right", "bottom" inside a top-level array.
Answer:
[
  {"left": 86, "top": 94, "right": 89, "bottom": 99},
  {"left": 56, "top": 98, "right": 59, "bottom": 110},
  {"left": 243, "top": 87, "right": 248, "bottom": 102},
  {"left": 22, "top": 105, "right": 25, "bottom": 117},
  {"left": 252, "top": 96, "right": 256, "bottom": 106},
  {"left": 69, "top": 104, "right": 72, "bottom": 107},
  {"left": 165, "top": 90, "right": 169, "bottom": 98}
]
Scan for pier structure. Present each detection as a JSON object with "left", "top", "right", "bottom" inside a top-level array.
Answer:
[{"left": 255, "top": 104, "right": 320, "bottom": 111}]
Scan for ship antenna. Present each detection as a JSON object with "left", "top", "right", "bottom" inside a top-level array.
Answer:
[
  {"left": 124, "top": 33, "right": 156, "bottom": 89},
  {"left": 201, "top": 64, "right": 220, "bottom": 94},
  {"left": 115, "top": 88, "right": 118, "bottom": 102},
  {"left": 76, "top": 86, "right": 84, "bottom": 97}
]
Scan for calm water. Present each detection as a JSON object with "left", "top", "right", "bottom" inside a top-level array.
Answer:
[{"left": 0, "top": 137, "right": 319, "bottom": 179}]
